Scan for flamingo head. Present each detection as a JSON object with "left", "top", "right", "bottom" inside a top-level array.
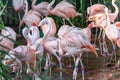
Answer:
[
  {"left": 88, "top": 13, "right": 106, "bottom": 22},
  {"left": 87, "top": 15, "right": 97, "bottom": 21}
]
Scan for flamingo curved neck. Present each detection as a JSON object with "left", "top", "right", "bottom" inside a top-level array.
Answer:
[
  {"left": 47, "top": 0, "right": 55, "bottom": 13},
  {"left": 30, "top": 27, "right": 40, "bottom": 44},
  {"left": 22, "top": 28, "right": 32, "bottom": 46},
  {"left": 24, "top": 34, "right": 32, "bottom": 46},
  {"left": 24, "top": 0, "right": 28, "bottom": 15},
  {"left": 41, "top": 20, "right": 51, "bottom": 46},
  {"left": 112, "top": 0, "right": 118, "bottom": 15},
  {"left": 32, "top": 0, "right": 37, "bottom": 9}
]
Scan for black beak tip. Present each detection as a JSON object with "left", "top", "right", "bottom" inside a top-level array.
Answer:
[{"left": 56, "top": 51, "right": 59, "bottom": 56}]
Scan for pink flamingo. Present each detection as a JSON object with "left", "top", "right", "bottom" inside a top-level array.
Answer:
[
  {"left": 19, "top": 0, "right": 42, "bottom": 28},
  {"left": 32, "top": 0, "right": 50, "bottom": 17},
  {"left": 47, "top": 0, "right": 82, "bottom": 25},
  {"left": 2, "top": 26, "right": 41, "bottom": 77},
  {"left": 87, "top": 4, "right": 111, "bottom": 16},
  {"left": 38, "top": 17, "right": 97, "bottom": 80},
  {"left": 56, "top": 25, "right": 98, "bottom": 80},
  {"left": 89, "top": 7, "right": 120, "bottom": 63},
  {"left": 0, "top": 27, "right": 16, "bottom": 52},
  {"left": 114, "top": 21, "right": 120, "bottom": 29},
  {"left": 88, "top": 0, "right": 119, "bottom": 23},
  {"left": 23, "top": 26, "right": 40, "bottom": 46},
  {"left": 12, "top": 0, "right": 27, "bottom": 35}
]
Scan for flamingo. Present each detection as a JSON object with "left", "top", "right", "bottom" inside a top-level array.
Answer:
[
  {"left": 87, "top": 3, "right": 112, "bottom": 47},
  {"left": 22, "top": 26, "right": 40, "bottom": 46},
  {"left": 12, "top": 0, "right": 27, "bottom": 36},
  {"left": 19, "top": 0, "right": 42, "bottom": 28},
  {"left": 88, "top": 0, "right": 119, "bottom": 23},
  {"left": 2, "top": 26, "right": 42, "bottom": 79},
  {"left": 0, "top": 27, "right": 16, "bottom": 52},
  {"left": 89, "top": 7, "right": 120, "bottom": 64},
  {"left": 47, "top": 0, "right": 82, "bottom": 26},
  {"left": 87, "top": 4, "right": 111, "bottom": 16},
  {"left": 88, "top": 0, "right": 119, "bottom": 56},
  {"left": 56, "top": 25, "right": 98, "bottom": 80},
  {"left": 32, "top": 0, "right": 50, "bottom": 17}
]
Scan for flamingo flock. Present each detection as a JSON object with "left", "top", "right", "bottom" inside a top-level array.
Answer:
[{"left": 1, "top": 0, "right": 120, "bottom": 80}]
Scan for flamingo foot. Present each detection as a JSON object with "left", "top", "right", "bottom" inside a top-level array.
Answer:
[
  {"left": 105, "top": 61, "right": 113, "bottom": 67},
  {"left": 66, "top": 64, "right": 73, "bottom": 68},
  {"left": 101, "top": 52, "right": 112, "bottom": 57},
  {"left": 111, "top": 65, "right": 119, "bottom": 69}
]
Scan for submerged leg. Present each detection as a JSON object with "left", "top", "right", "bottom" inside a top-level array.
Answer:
[
  {"left": 106, "top": 42, "right": 116, "bottom": 65},
  {"left": 79, "top": 54, "right": 84, "bottom": 80},
  {"left": 58, "top": 58, "right": 62, "bottom": 80},
  {"left": 111, "top": 42, "right": 116, "bottom": 63},
  {"left": 73, "top": 56, "right": 80, "bottom": 80},
  {"left": 98, "top": 29, "right": 103, "bottom": 56},
  {"left": 112, "top": 58, "right": 120, "bottom": 69},
  {"left": 102, "top": 31, "right": 112, "bottom": 56}
]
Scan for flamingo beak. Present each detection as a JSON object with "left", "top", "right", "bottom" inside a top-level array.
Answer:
[
  {"left": 19, "top": 21, "right": 24, "bottom": 27},
  {"left": 87, "top": 16, "right": 96, "bottom": 21},
  {"left": 32, "top": 22, "right": 40, "bottom": 26},
  {"left": 56, "top": 51, "right": 60, "bottom": 56},
  {"left": 30, "top": 49, "right": 37, "bottom": 54}
]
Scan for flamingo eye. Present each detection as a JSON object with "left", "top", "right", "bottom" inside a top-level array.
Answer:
[{"left": 30, "top": 30, "right": 32, "bottom": 35}]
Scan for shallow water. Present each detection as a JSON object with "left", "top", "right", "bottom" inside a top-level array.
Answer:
[{"left": 9, "top": 35, "right": 120, "bottom": 80}]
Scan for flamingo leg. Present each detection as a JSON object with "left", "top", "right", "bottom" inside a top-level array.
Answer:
[
  {"left": 44, "top": 53, "right": 50, "bottom": 70},
  {"left": 112, "top": 58, "right": 120, "bottom": 69},
  {"left": 106, "top": 42, "right": 116, "bottom": 66},
  {"left": 66, "top": 18, "right": 74, "bottom": 26},
  {"left": 94, "top": 27, "right": 98, "bottom": 46},
  {"left": 18, "top": 12, "right": 22, "bottom": 37},
  {"left": 98, "top": 29, "right": 103, "bottom": 56},
  {"left": 73, "top": 56, "right": 80, "bottom": 80},
  {"left": 102, "top": 30, "right": 112, "bottom": 56},
  {"left": 58, "top": 57, "right": 62, "bottom": 80},
  {"left": 15, "top": 58, "right": 22, "bottom": 79},
  {"left": 79, "top": 57, "right": 84, "bottom": 80},
  {"left": 62, "top": 18, "right": 66, "bottom": 25},
  {"left": 111, "top": 42, "right": 116, "bottom": 63}
]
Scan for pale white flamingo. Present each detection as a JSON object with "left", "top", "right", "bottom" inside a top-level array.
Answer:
[
  {"left": 19, "top": 0, "right": 42, "bottom": 28},
  {"left": 0, "top": 27, "right": 16, "bottom": 52},
  {"left": 47, "top": 0, "right": 82, "bottom": 25},
  {"left": 32, "top": 0, "right": 50, "bottom": 17}
]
